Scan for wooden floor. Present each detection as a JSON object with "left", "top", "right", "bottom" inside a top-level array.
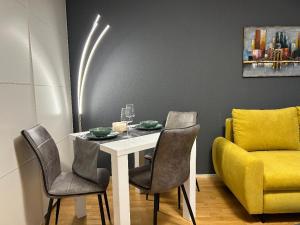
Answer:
[{"left": 49, "top": 176, "right": 300, "bottom": 225}]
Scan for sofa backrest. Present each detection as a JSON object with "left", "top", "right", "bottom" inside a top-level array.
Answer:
[
  {"left": 297, "top": 106, "right": 300, "bottom": 134},
  {"left": 225, "top": 106, "right": 300, "bottom": 150},
  {"left": 225, "top": 118, "right": 234, "bottom": 142}
]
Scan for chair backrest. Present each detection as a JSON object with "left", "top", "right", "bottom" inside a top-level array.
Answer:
[
  {"left": 72, "top": 137, "right": 99, "bottom": 184},
  {"left": 150, "top": 124, "right": 200, "bottom": 193},
  {"left": 21, "top": 125, "right": 61, "bottom": 195},
  {"left": 165, "top": 111, "right": 197, "bottom": 129}
]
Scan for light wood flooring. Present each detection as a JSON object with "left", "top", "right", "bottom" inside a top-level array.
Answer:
[{"left": 48, "top": 176, "right": 300, "bottom": 225}]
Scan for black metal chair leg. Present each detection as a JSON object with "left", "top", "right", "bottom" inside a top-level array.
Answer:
[
  {"left": 157, "top": 193, "right": 160, "bottom": 211},
  {"left": 55, "top": 199, "right": 61, "bottom": 225},
  {"left": 178, "top": 186, "right": 181, "bottom": 209},
  {"left": 45, "top": 198, "right": 54, "bottom": 225},
  {"left": 153, "top": 193, "right": 160, "bottom": 225},
  {"left": 104, "top": 192, "right": 111, "bottom": 221},
  {"left": 196, "top": 179, "right": 200, "bottom": 192},
  {"left": 146, "top": 193, "right": 149, "bottom": 200},
  {"left": 181, "top": 185, "right": 197, "bottom": 225},
  {"left": 98, "top": 195, "right": 106, "bottom": 225}
]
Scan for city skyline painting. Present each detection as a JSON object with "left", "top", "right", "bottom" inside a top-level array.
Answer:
[{"left": 243, "top": 26, "right": 300, "bottom": 77}]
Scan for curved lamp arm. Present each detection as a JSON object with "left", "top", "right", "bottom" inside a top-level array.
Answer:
[
  {"left": 77, "top": 13, "right": 110, "bottom": 131},
  {"left": 79, "top": 25, "right": 110, "bottom": 116},
  {"left": 77, "top": 14, "right": 100, "bottom": 116}
]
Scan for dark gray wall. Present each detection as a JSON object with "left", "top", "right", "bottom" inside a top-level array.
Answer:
[{"left": 66, "top": 0, "right": 300, "bottom": 174}]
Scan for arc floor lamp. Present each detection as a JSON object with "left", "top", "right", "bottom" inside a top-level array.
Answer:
[{"left": 77, "top": 14, "right": 110, "bottom": 131}]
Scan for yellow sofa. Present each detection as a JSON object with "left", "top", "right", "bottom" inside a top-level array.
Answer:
[{"left": 213, "top": 106, "right": 300, "bottom": 214}]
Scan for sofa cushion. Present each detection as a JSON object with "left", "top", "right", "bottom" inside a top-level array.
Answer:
[
  {"left": 251, "top": 151, "right": 300, "bottom": 191},
  {"left": 297, "top": 106, "right": 300, "bottom": 135},
  {"left": 232, "top": 107, "right": 300, "bottom": 151}
]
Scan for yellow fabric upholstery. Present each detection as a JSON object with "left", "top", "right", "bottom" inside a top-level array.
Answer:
[
  {"left": 213, "top": 108, "right": 300, "bottom": 214},
  {"left": 225, "top": 118, "right": 233, "bottom": 141},
  {"left": 250, "top": 151, "right": 300, "bottom": 191},
  {"left": 297, "top": 106, "right": 300, "bottom": 135},
  {"left": 232, "top": 107, "right": 300, "bottom": 151},
  {"left": 213, "top": 137, "right": 263, "bottom": 214},
  {"left": 264, "top": 192, "right": 300, "bottom": 213}
]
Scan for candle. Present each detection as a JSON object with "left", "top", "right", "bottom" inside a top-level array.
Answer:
[{"left": 112, "top": 122, "right": 127, "bottom": 133}]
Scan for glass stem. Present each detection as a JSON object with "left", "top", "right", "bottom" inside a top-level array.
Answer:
[{"left": 127, "top": 122, "right": 129, "bottom": 136}]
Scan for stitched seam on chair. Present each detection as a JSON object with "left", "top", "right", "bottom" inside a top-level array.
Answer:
[
  {"left": 23, "top": 132, "right": 51, "bottom": 193},
  {"left": 36, "top": 148, "right": 50, "bottom": 188},
  {"left": 130, "top": 181, "right": 150, "bottom": 191},
  {"left": 36, "top": 137, "right": 53, "bottom": 149},
  {"left": 37, "top": 138, "right": 61, "bottom": 191},
  {"left": 37, "top": 137, "right": 59, "bottom": 186},
  {"left": 25, "top": 135, "right": 51, "bottom": 172},
  {"left": 24, "top": 134, "right": 50, "bottom": 184},
  {"left": 67, "top": 175, "right": 74, "bottom": 194},
  {"left": 49, "top": 190, "right": 104, "bottom": 198},
  {"left": 24, "top": 133, "right": 38, "bottom": 149}
]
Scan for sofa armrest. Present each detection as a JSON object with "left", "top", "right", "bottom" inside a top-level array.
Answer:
[{"left": 212, "top": 137, "right": 264, "bottom": 214}]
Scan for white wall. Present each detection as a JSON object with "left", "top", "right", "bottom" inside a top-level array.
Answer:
[{"left": 0, "top": 0, "right": 73, "bottom": 224}]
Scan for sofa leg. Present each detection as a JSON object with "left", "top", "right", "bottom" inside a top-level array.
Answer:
[{"left": 257, "top": 214, "right": 265, "bottom": 223}]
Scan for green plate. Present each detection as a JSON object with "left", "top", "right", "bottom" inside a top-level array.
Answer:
[
  {"left": 85, "top": 132, "right": 119, "bottom": 140},
  {"left": 135, "top": 124, "right": 163, "bottom": 131}
]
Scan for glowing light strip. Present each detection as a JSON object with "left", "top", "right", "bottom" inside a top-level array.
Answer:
[
  {"left": 79, "top": 25, "right": 110, "bottom": 114},
  {"left": 77, "top": 14, "right": 100, "bottom": 115}
]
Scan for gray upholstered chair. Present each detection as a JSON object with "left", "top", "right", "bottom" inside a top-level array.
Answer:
[
  {"left": 130, "top": 125, "right": 200, "bottom": 225},
  {"left": 21, "top": 125, "right": 110, "bottom": 225},
  {"left": 144, "top": 111, "right": 200, "bottom": 206}
]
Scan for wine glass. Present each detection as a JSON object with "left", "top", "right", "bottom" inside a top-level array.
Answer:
[
  {"left": 126, "top": 104, "right": 135, "bottom": 126},
  {"left": 121, "top": 108, "right": 130, "bottom": 137}
]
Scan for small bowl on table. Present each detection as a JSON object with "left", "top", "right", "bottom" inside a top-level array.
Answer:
[
  {"left": 89, "top": 127, "right": 112, "bottom": 137},
  {"left": 140, "top": 120, "right": 159, "bottom": 129}
]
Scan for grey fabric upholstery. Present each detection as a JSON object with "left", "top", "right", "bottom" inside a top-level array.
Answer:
[
  {"left": 129, "top": 164, "right": 151, "bottom": 190},
  {"left": 144, "top": 111, "right": 198, "bottom": 160},
  {"left": 49, "top": 169, "right": 110, "bottom": 197},
  {"left": 22, "top": 125, "right": 61, "bottom": 193},
  {"left": 73, "top": 137, "right": 99, "bottom": 184},
  {"left": 165, "top": 111, "right": 197, "bottom": 129},
  {"left": 22, "top": 125, "right": 110, "bottom": 197},
  {"left": 130, "top": 125, "right": 200, "bottom": 194},
  {"left": 151, "top": 125, "right": 199, "bottom": 193}
]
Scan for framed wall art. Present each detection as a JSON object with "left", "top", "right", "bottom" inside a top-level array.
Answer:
[{"left": 243, "top": 26, "right": 300, "bottom": 77}]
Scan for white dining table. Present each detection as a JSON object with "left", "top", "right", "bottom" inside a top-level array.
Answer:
[{"left": 69, "top": 130, "right": 197, "bottom": 225}]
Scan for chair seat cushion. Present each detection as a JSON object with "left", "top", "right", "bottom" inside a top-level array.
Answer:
[
  {"left": 251, "top": 151, "right": 300, "bottom": 191},
  {"left": 129, "top": 164, "right": 151, "bottom": 191},
  {"left": 49, "top": 168, "right": 110, "bottom": 197}
]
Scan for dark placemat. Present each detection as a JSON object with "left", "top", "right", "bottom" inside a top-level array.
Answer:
[{"left": 79, "top": 126, "right": 163, "bottom": 144}]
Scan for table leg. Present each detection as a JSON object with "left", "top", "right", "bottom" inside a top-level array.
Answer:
[
  {"left": 134, "top": 152, "right": 146, "bottom": 193},
  {"left": 134, "top": 152, "right": 140, "bottom": 193},
  {"left": 134, "top": 152, "right": 140, "bottom": 168},
  {"left": 74, "top": 196, "right": 86, "bottom": 218},
  {"left": 71, "top": 137, "right": 87, "bottom": 219},
  {"left": 111, "top": 154, "right": 131, "bottom": 225},
  {"left": 183, "top": 140, "right": 196, "bottom": 220},
  {"left": 134, "top": 151, "right": 145, "bottom": 167}
]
